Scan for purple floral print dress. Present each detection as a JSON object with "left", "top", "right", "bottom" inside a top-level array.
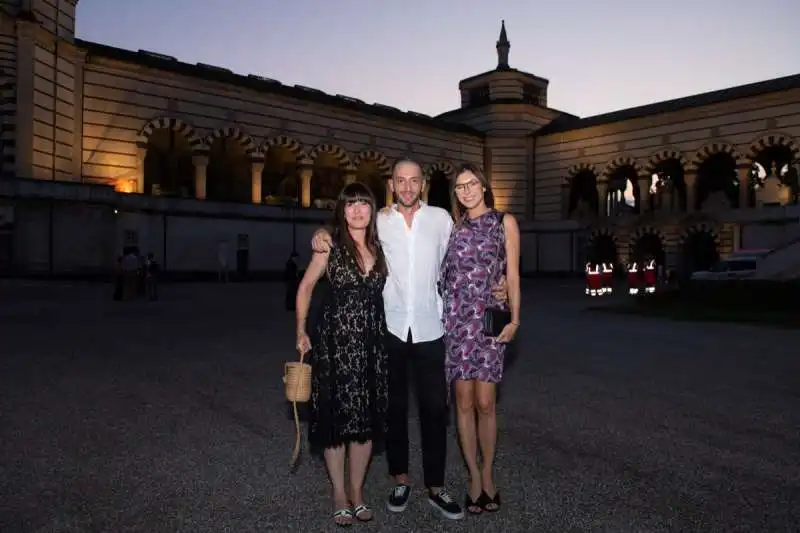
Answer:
[{"left": 440, "top": 210, "right": 508, "bottom": 388}]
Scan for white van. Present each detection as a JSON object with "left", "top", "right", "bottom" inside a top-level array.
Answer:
[{"left": 690, "top": 249, "right": 771, "bottom": 281}]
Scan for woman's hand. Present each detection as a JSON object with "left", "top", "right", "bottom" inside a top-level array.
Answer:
[
  {"left": 296, "top": 330, "right": 312, "bottom": 355},
  {"left": 495, "top": 322, "right": 518, "bottom": 344},
  {"left": 492, "top": 275, "right": 508, "bottom": 302}
]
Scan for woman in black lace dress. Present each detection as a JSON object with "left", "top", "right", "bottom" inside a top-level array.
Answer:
[{"left": 295, "top": 182, "right": 388, "bottom": 527}]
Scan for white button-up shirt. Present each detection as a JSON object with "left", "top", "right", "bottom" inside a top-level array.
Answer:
[{"left": 377, "top": 202, "right": 453, "bottom": 343}]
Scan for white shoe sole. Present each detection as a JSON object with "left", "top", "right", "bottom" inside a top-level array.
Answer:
[
  {"left": 386, "top": 501, "right": 408, "bottom": 513},
  {"left": 428, "top": 498, "right": 464, "bottom": 520}
]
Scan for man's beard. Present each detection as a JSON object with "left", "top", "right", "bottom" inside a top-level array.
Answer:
[{"left": 395, "top": 192, "right": 421, "bottom": 208}]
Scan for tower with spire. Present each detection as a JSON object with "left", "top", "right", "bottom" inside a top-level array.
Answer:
[
  {"left": 447, "top": 20, "right": 552, "bottom": 111},
  {"left": 496, "top": 20, "right": 510, "bottom": 69},
  {"left": 436, "top": 20, "right": 572, "bottom": 219}
]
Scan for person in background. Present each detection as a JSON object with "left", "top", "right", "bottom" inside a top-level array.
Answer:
[
  {"left": 112, "top": 255, "right": 123, "bottom": 301},
  {"left": 217, "top": 240, "right": 229, "bottom": 283},
  {"left": 296, "top": 182, "right": 389, "bottom": 527},
  {"left": 120, "top": 248, "right": 139, "bottom": 300},
  {"left": 439, "top": 163, "right": 520, "bottom": 515},
  {"left": 284, "top": 252, "right": 299, "bottom": 311},
  {"left": 627, "top": 261, "right": 640, "bottom": 295},
  {"left": 145, "top": 253, "right": 159, "bottom": 301}
]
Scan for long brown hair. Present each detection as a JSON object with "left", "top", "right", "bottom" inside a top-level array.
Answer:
[
  {"left": 331, "top": 181, "right": 387, "bottom": 275},
  {"left": 450, "top": 163, "right": 495, "bottom": 224}
]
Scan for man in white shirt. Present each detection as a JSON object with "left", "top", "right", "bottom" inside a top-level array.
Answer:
[{"left": 312, "top": 158, "right": 484, "bottom": 520}]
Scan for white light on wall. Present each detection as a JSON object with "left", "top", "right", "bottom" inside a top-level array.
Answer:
[
  {"left": 649, "top": 173, "right": 660, "bottom": 195},
  {"left": 623, "top": 179, "right": 635, "bottom": 207}
]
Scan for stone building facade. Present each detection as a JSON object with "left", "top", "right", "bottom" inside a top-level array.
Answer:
[{"left": 1, "top": 0, "right": 799, "bottom": 276}]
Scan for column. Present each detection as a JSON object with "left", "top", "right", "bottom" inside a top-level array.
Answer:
[
  {"left": 422, "top": 186, "right": 429, "bottom": 203},
  {"left": 684, "top": 171, "right": 696, "bottom": 212},
  {"left": 596, "top": 180, "right": 608, "bottom": 217},
  {"left": 384, "top": 174, "right": 393, "bottom": 206},
  {"left": 299, "top": 165, "right": 312, "bottom": 208},
  {"left": 737, "top": 165, "right": 750, "bottom": 209},
  {"left": 251, "top": 161, "right": 264, "bottom": 203},
  {"left": 561, "top": 180, "right": 571, "bottom": 218},
  {"left": 344, "top": 170, "right": 356, "bottom": 185},
  {"left": 135, "top": 146, "right": 146, "bottom": 194},
  {"left": 637, "top": 176, "right": 650, "bottom": 214},
  {"left": 192, "top": 154, "right": 208, "bottom": 200},
  {"left": 660, "top": 186, "right": 673, "bottom": 214}
]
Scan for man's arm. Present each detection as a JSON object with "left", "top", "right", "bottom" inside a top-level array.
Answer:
[{"left": 440, "top": 213, "right": 454, "bottom": 261}]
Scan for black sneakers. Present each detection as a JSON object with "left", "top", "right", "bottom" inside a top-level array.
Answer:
[
  {"left": 387, "top": 484, "right": 465, "bottom": 520},
  {"left": 428, "top": 489, "right": 465, "bottom": 520},
  {"left": 386, "top": 483, "right": 411, "bottom": 513}
]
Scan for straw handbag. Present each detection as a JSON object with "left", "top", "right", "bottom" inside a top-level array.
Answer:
[{"left": 283, "top": 350, "right": 312, "bottom": 467}]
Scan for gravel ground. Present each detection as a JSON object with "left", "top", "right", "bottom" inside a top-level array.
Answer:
[{"left": 1, "top": 280, "right": 798, "bottom": 532}]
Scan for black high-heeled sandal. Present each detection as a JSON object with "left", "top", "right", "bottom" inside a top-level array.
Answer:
[
  {"left": 479, "top": 490, "right": 501, "bottom": 512},
  {"left": 465, "top": 492, "right": 483, "bottom": 515}
]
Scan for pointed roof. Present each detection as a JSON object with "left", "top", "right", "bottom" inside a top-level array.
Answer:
[
  {"left": 496, "top": 20, "right": 510, "bottom": 69},
  {"left": 497, "top": 20, "right": 509, "bottom": 46}
]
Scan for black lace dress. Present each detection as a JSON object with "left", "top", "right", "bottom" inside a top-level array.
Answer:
[{"left": 309, "top": 244, "right": 388, "bottom": 452}]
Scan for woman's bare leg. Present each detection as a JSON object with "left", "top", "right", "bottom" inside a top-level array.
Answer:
[
  {"left": 476, "top": 381, "right": 498, "bottom": 507},
  {"left": 323, "top": 445, "right": 352, "bottom": 525},
  {"left": 455, "top": 380, "right": 482, "bottom": 510},
  {"left": 347, "top": 440, "right": 373, "bottom": 519}
]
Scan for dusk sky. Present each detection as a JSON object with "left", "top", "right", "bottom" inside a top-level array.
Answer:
[{"left": 76, "top": 0, "right": 800, "bottom": 118}]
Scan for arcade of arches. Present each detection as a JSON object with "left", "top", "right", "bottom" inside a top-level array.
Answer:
[
  {"left": 565, "top": 143, "right": 800, "bottom": 223},
  {"left": 137, "top": 128, "right": 457, "bottom": 209},
  {"left": 568, "top": 140, "right": 800, "bottom": 276}
]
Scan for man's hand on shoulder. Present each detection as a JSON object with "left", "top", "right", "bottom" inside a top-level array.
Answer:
[{"left": 311, "top": 227, "right": 333, "bottom": 253}]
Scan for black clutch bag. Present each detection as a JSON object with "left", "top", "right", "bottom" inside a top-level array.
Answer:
[{"left": 482, "top": 307, "right": 512, "bottom": 337}]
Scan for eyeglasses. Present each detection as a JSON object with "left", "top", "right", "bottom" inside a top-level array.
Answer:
[{"left": 454, "top": 180, "right": 481, "bottom": 193}]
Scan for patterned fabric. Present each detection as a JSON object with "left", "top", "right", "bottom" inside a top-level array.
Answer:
[
  {"left": 309, "top": 244, "right": 388, "bottom": 452},
  {"left": 440, "top": 210, "right": 508, "bottom": 387}
]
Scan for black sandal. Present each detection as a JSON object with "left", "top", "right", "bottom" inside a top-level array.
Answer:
[
  {"left": 353, "top": 504, "right": 373, "bottom": 522},
  {"left": 480, "top": 490, "right": 501, "bottom": 512},
  {"left": 465, "top": 493, "right": 483, "bottom": 515}
]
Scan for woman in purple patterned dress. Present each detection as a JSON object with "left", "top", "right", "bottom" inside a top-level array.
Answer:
[{"left": 439, "top": 163, "right": 521, "bottom": 515}]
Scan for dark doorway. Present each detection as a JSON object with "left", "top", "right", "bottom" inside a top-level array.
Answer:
[
  {"left": 586, "top": 234, "right": 617, "bottom": 265},
  {"left": 680, "top": 231, "right": 719, "bottom": 275},
  {"left": 236, "top": 233, "right": 249, "bottom": 279},
  {"left": 652, "top": 158, "right": 686, "bottom": 211},
  {"left": 0, "top": 229, "right": 11, "bottom": 274},
  {"left": 696, "top": 152, "right": 738, "bottom": 209},
  {"left": 428, "top": 170, "right": 451, "bottom": 211},
  {"left": 633, "top": 232, "right": 666, "bottom": 264},
  {"left": 568, "top": 170, "right": 598, "bottom": 216}
]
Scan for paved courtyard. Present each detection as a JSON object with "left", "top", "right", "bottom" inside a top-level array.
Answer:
[{"left": 1, "top": 279, "right": 798, "bottom": 532}]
